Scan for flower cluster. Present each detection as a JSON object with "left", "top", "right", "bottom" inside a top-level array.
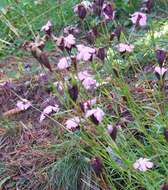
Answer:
[{"left": 19, "top": 3, "right": 166, "bottom": 188}]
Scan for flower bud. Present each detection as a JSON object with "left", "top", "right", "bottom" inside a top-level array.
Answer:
[
  {"left": 156, "top": 49, "right": 166, "bottom": 67},
  {"left": 92, "top": 0, "right": 104, "bottom": 16},
  {"left": 154, "top": 66, "right": 167, "bottom": 80},
  {"left": 107, "top": 125, "right": 117, "bottom": 141},
  {"left": 164, "top": 129, "right": 168, "bottom": 142},
  {"left": 96, "top": 47, "right": 106, "bottom": 61},
  {"left": 94, "top": 0, "right": 104, "bottom": 7},
  {"left": 41, "top": 20, "right": 52, "bottom": 36},
  {"left": 102, "top": 3, "right": 115, "bottom": 21},
  {"left": 161, "top": 183, "right": 168, "bottom": 190},
  {"left": 85, "top": 27, "right": 99, "bottom": 44},
  {"left": 68, "top": 82, "right": 78, "bottom": 102},
  {"left": 90, "top": 157, "right": 103, "bottom": 176},
  {"left": 114, "top": 25, "right": 123, "bottom": 41},
  {"left": 74, "top": 4, "right": 87, "bottom": 20}
]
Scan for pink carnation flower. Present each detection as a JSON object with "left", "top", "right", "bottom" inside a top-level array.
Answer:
[
  {"left": 65, "top": 117, "right": 80, "bottom": 130},
  {"left": 131, "top": 12, "right": 147, "bottom": 27},
  {"left": 154, "top": 66, "right": 167, "bottom": 76},
  {"left": 117, "top": 43, "right": 134, "bottom": 53},
  {"left": 82, "top": 77, "right": 97, "bottom": 90},
  {"left": 78, "top": 70, "right": 92, "bottom": 81},
  {"left": 64, "top": 34, "right": 76, "bottom": 49},
  {"left": 16, "top": 99, "right": 31, "bottom": 111},
  {"left": 57, "top": 57, "right": 71, "bottom": 70},
  {"left": 77, "top": 44, "right": 95, "bottom": 61},
  {"left": 41, "top": 20, "right": 52, "bottom": 35},
  {"left": 56, "top": 34, "right": 76, "bottom": 51},
  {"left": 133, "top": 157, "right": 154, "bottom": 172},
  {"left": 40, "top": 104, "right": 59, "bottom": 122},
  {"left": 78, "top": 71, "right": 98, "bottom": 90},
  {"left": 86, "top": 107, "right": 105, "bottom": 123}
]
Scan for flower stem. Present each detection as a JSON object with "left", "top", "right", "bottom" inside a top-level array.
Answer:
[{"left": 159, "top": 77, "right": 165, "bottom": 115}]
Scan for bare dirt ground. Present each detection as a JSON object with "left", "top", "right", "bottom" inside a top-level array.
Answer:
[{"left": 0, "top": 56, "right": 63, "bottom": 189}]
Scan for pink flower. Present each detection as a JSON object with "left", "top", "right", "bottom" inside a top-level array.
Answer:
[
  {"left": 65, "top": 117, "right": 80, "bottom": 130},
  {"left": 82, "top": 77, "right": 97, "bottom": 90},
  {"left": 76, "top": 44, "right": 95, "bottom": 61},
  {"left": 57, "top": 57, "right": 71, "bottom": 70},
  {"left": 41, "top": 20, "right": 52, "bottom": 35},
  {"left": 154, "top": 66, "right": 167, "bottom": 76},
  {"left": 107, "top": 125, "right": 114, "bottom": 134},
  {"left": 133, "top": 157, "right": 154, "bottom": 172},
  {"left": 40, "top": 104, "right": 59, "bottom": 122},
  {"left": 16, "top": 99, "right": 31, "bottom": 111},
  {"left": 82, "top": 98, "right": 97, "bottom": 112},
  {"left": 78, "top": 70, "right": 92, "bottom": 81},
  {"left": 131, "top": 12, "right": 147, "bottom": 27},
  {"left": 117, "top": 43, "right": 134, "bottom": 53},
  {"left": 86, "top": 107, "right": 105, "bottom": 123},
  {"left": 64, "top": 34, "right": 76, "bottom": 49},
  {"left": 56, "top": 35, "right": 76, "bottom": 51},
  {"left": 78, "top": 71, "right": 98, "bottom": 90}
]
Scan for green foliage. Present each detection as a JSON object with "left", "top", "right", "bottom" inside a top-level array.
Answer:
[{"left": 0, "top": 0, "right": 79, "bottom": 56}]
